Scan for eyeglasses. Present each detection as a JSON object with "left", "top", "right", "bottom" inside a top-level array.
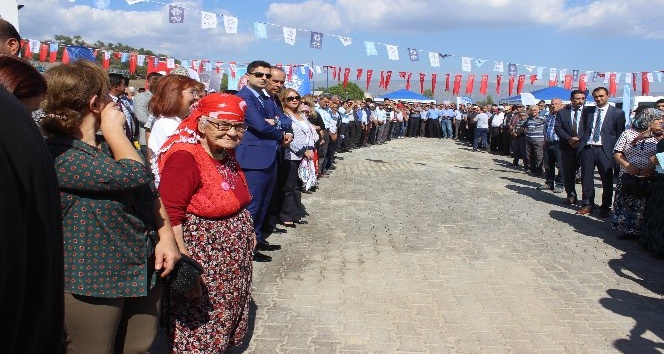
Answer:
[
  {"left": 248, "top": 72, "right": 272, "bottom": 79},
  {"left": 205, "top": 118, "right": 247, "bottom": 132},
  {"left": 285, "top": 95, "right": 301, "bottom": 102}
]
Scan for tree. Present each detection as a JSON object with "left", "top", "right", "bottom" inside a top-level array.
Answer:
[
  {"left": 475, "top": 94, "right": 495, "bottom": 107},
  {"left": 220, "top": 73, "right": 229, "bottom": 91},
  {"left": 326, "top": 82, "right": 365, "bottom": 100},
  {"left": 423, "top": 89, "right": 434, "bottom": 99}
]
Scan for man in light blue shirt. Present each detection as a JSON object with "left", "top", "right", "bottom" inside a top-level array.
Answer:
[
  {"left": 337, "top": 100, "right": 353, "bottom": 152},
  {"left": 441, "top": 104, "right": 455, "bottom": 139},
  {"left": 426, "top": 105, "right": 441, "bottom": 138}
]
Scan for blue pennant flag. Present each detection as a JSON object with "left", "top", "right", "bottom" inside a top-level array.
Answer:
[
  {"left": 254, "top": 22, "right": 267, "bottom": 39},
  {"left": 364, "top": 41, "right": 378, "bottom": 56},
  {"left": 408, "top": 48, "right": 419, "bottom": 61}
]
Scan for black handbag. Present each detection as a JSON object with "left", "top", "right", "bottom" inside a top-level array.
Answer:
[
  {"left": 620, "top": 174, "right": 653, "bottom": 198},
  {"left": 163, "top": 254, "right": 204, "bottom": 294}
]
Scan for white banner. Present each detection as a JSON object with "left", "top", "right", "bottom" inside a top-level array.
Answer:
[
  {"left": 201, "top": 11, "right": 217, "bottom": 29},
  {"left": 493, "top": 61, "right": 504, "bottom": 73},
  {"left": 283, "top": 27, "right": 296, "bottom": 45},
  {"left": 461, "top": 57, "right": 472, "bottom": 72},
  {"left": 223, "top": 15, "right": 238, "bottom": 34},
  {"left": 386, "top": 45, "right": 399, "bottom": 60},
  {"left": 429, "top": 52, "right": 440, "bottom": 67}
]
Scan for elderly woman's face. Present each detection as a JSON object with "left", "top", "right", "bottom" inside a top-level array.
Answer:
[
  {"left": 650, "top": 118, "right": 664, "bottom": 136},
  {"left": 200, "top": 117, "right": 245, "bottom": 152}
]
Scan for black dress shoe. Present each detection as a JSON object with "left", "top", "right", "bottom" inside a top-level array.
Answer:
[
  {"left": 253, "top": 251, "right": 272, "bottom": 262},
  {"left": 296, "top": 220, "right": 309, "bottom": 225},
  {"left": 564, "top": 196, "right": 577, "bottom": 205},
  {"left": 598, "top": 208, "right": 611, "bottom": 218},
  {"left": 261, "top": 227, "right": 286, "bottom": 234},
  {"left": 256, "top": 241, "right": 282, "bottom": 251},
  {"left": 281, "top": 222, "right": 296, "bottom": 228}
]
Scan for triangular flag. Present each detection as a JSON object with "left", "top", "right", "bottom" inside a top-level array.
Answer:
[
  {"left": 474, "top": 59, "right": 487, "bottom": 68},
  {"left": 524, "top": 65, "right": 536, "bottom": 72},
  {"left": 339, "top": 37, "right": 352, "bottom": 46},
  {"left": 254, "top": 22, "right": 267, "bottom": 38},
  {"left": 223, "top": 15, "right": 238, "bottom": 33},
  {"left": 201, "top": 11, "right": 217, "bottom": 29}
]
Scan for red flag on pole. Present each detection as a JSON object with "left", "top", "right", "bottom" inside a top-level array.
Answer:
[
  {"left": 516, "top": 75, "right": 525, "bottom": 95},
  {"left": 496, "top": 75, "right": 502, "bottom": 95},
  {"left": 480, "top": 75, "right": 488, "bottom": 95},
  {"left": 563, "top": 74, "right": 573, "bottom": 90},
  {"left": 288, "top": 65, "right": 294, "bottom": 82},
  {"left": 530, "top": 75, "right": 537, "bottom": 85},
  {"left": 419, "top": 73, "right": 426, "bottom": 94},
  {"left": 102, "top": 51, "right": 110, "bottom": 69},
  {"left": 379, "top": 71, "right": 385, "bottom": 89},
  {"left": 356, "top": 68, "right": 363, "bottom": 81},
  {"left": 129, "top": 53, "right": 138, "bottom": 74},
  {"left": 453, "top": 74, "right": 462, "bottom": 96},
  {"left": 331, "top": 66, "right": 338, "bottom": 81},
  {"left": 215, "top": 61, "right": 222, "bottom": 74},
  {"left": 49, "top": 44, "right": 58, "bottom": 62},
  {"left": 343, "top": 68, "right": 351, "bottom": 88},
  {"left": 632, "top": 73, "right": 638, "bottom": 91},
  {"left": 24, "top": 41, "right": 32, "bottom": 58},
  {"left": 465, "top": 74, "right": 475, "bottom": 95},
  {"left": 508, "top": 75, "right": 515, "bottom": 97},
  {"left": 405, "top": 72, "right": 412, "bottom": 91},
  {"left": 445, "top": 74, "right": 451, "bottom": 92},
  {"left": 431, "top": 73, "right": 437, "bottom": 95},
  {"left": 642, "top": 72, "right": 651, "bottom": 95},
  {"left": 609, "top": 73, "right": 617, "bottom": 97},
  {"left": 38, "top": 43, "right": 48, "bottom": 62},
  {"left": 385, "top": 71, "right": 393, "bottom": 90},
  {"left": 579, "top": 74, "right": 587, "bottom": 92},
  {"left": 366, "top": 70, "right": 373, "bottom": 91}
]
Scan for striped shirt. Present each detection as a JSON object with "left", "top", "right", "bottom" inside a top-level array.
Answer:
[{"left": 524, "top": 116, "right": 546, "bottom": 141}]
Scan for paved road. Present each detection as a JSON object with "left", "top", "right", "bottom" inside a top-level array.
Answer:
[{"left": 223, "top": 138, "right": 664, "bottom": 353}]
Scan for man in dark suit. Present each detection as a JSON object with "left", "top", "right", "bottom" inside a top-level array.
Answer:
[
  {"left": 236, "top": 60, "right": 292, "bottom": 262},
  {"left": 575, "top": 87, "right": 625, "bottom": 217},
  {"left": 554, "top": 90, "right": 587, "bottom": 205}
]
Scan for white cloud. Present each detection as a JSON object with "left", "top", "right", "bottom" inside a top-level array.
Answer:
[
  {"left": 19, "top": 0, "right": 256, "bottom": 59},
  {"left": 266, "top": 0, "right": 343, "bottom": 31}
]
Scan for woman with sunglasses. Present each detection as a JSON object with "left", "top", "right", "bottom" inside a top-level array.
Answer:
[
  {"left": 275, "top": 88, "right": 318, "bottom": 227},
  {"left": 157, "top": 93, "right": 254, "bottom": 352}
]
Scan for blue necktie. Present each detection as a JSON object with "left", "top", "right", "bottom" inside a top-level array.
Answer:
[{"left": 592, "top": 109, "right": 603, "bottom": 143}]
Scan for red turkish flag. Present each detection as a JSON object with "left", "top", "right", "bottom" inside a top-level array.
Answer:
[
  {"left": 215, "top": 61, "right": 222, "bottom": 74},
  {"left": 129, "top": 53, "right": 138, "bottom": 74},
  {"left": 508, "top": 75, "right": 515, "bottom": 97},
  {"left": 229, "top": 61, "right": 237, "bottom": 79},
  {"left": 465, "top": 74, "right": 475, "bottom": 95},
  {"left": 23, "top": 40, "right": 32, "bottom": 58},
  {"left": 479, "top": 75, "right": 488, "bottom": 96},
  {"left": 453, "top": 74, "right": 462, "bottom": 96},
  {"left": 579, "top": 74, "right": 587, "bottom": 92},
  {"left": 331, "top": 66, "right": 338, "bottom": 80},
  {"left": 287, "top": 65, "right": 294, "bottom": 82},
  {"left": 385, "top": 71, "right": 393, "bottom": 90},
  {"left": 642, "top": 72, "right": 651, "bottom": 95},
  {"left": 419, "top": 73, "right": 426, "bottom": 94},
  {"left": 530, "top": 75, "right": 537, "bottom": 85},
  {"left": 405, "top": 73, "right": 412, "bottom": 91},
  {"left": 61, "top": 47, "right": 70, "bottom": 64},
  {"left": 39, "top": 43, "right": 48, "bottom": 62},
  {"left": 431, "top": 73, "right": 437, "bottom": 95},
  {"left": 379, "top": 71, "right": 385, "bottom": 89},
  {"left": 366, "top": 70, "right": 373, "bottom": 90},
  {"left": 49, "top": 44, "right": 58, "bottom": 62},
  {"left": 309, "top": 66, "right": 314, "bottom": 80},
  {"left": 102, "top": 51, "right": 110, "bottom": 69},
  {"left": 445, "top": 74, "right": 451, "bottom": 91},
  {"left": 632, "top": 73, "right": 638, "bottom": 91},
  {"left": 343, "top": 67, "right": 351, "bottom": 88},
  {"left": 609, "top": 73, "right": 617, "bottom": 97},
  {"left": 496, "top": 75, "right": 502, "bottom": 95},
  {"left": 517, "top": 75, "right": 525, "bottom": 95},
  {"left": 563, "top": 74, "right": 573, "bottom": 90},
  {"left": 356, "top": 68, "right": 363, "bottom": 80}
]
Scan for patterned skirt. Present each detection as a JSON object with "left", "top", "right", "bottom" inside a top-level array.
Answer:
[
  {"left": 611, "top": 178, "right": 648, "bottom": 235},
  {"left": 640, "top": 174, "right": 664, "bottom": 257},
  {"left": 168, "top": 209, "right": 254, "bottom": 353}
]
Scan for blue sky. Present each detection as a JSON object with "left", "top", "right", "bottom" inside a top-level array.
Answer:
[{"left": 15, "top": 0, "right": 664, "bottom": 96}]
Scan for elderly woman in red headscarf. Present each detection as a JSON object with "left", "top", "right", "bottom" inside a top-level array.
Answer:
[{"left": 156, "top": 93, "right": 253, "bottom": 353}]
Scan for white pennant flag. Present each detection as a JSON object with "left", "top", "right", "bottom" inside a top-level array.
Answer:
[
  {"left": 647, "top": 72, "right": 654, "bottom": 83},
  {"left": 126, "top": 0, "right": 145, "bottom": 4},
  {"left": 137, "top": 54, "right": 145, "bottom": 66},
  {"left": 559, "top": 69, "right": 567, "bottom": 82},
  {"left": 625, "top": 73, "right": 632, "bottom": 84},
  {"left": 537, "top": 67, "right": 545, "bottom": 79},
  {"left": 300, "top": 66, "right": 306, "bottom": 74},
  {"left": 429, "top": 52, "right": 440, "bottom": 67},
  {"left": 29, "top": 39, "right": 40, "bottom": 54},
  {"left": 461, "top": 57, "right": 472, "bottom": 72},
  {"left": 493, "top": 61, "right": 504, "bottom": 73},
  {"left": 524, "top": 65, "right": 536, "bottom": 72},
  {"left": 339, "top": 37, "right": 352, "bottom": 46},
  {"left": 658, "top": 72, "right": 663, "bottom": 82},
  {"left": 603, "top": 72, "right": 609, "bottom": 84},
  {"left": 315, "top": 66, "right": 322, "bottom": 74},
  {"left": 166, "top": 58, "right": 175, "bottom": 68},
  {"left": 585, "top": 71, "right": 594, "bottom": 80},
  {"left": 223, "top": 15, "right": 238, "bottom": 33},
  {"left": 283, "top": 27, "right": 296, "bottom": 45},
  {"left": 474, "top": 59, "right": 487, "bottom": 68},
  {"left": 616, "top": 72, "right": 622, "bottom": 83},
  {"left": 549, "top": 68, "right": 557, "bottom": 82},
  {"left": 201, "top": 11, "right": 217, "bottom": 29},
  {"left": 386, "top": 45, "right": 399, "bottom": 60}
]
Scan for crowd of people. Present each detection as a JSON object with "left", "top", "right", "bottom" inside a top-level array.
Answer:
[{"left": 3, "top": 17, "right": 664, "bottom": 354}]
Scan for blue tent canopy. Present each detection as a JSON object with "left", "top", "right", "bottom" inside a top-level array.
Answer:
[
  {"left": 375, "top": 89, "right": 436, "bottom": 103},
  {"left": 500, "top": 86, "right": 572, "bottom": 104}
]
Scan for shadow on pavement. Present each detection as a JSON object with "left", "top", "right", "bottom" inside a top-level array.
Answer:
[{"left": 226, "top": 300, "right": 258, "bottom": 354}]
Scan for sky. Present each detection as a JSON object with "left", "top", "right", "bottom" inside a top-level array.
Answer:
[{"left": 13, "top": 0, "right": 664, "bottom": 98}]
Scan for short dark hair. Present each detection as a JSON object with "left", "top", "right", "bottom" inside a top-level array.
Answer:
[
  {"left": 592, "top": 87, "right": 609, "bottom": 95},
  {"left": 0, "top": 19, "right": 21, "bottom": 44},
  {"left": 108, "top": 73, "right": 126, "bottom": 88},
  {"left": 570, "top": 89, "right": 585, "bottom": 99},
  {"left": 656, "top": 99, "right": 664, "bottom": 105},
  {"left": 0, "top": 55, "right": 46, "bottom": 100},
  {"left": 247, "top": 60, "right": 271, "bottom": 73}
]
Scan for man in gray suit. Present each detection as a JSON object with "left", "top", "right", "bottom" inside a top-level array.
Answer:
[{"left": 576, "top": 87, "right": 626, "bottom": 217}]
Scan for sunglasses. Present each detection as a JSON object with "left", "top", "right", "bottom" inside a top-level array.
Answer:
[
  {"left": 205, "top": 118, "right": 247, "bottom": 132},
  {"left": 248, "top": 72, "right": 272, "bottom": 79},
  {"left": 285, "top": 95, "right": 301, "bottom": 102}
]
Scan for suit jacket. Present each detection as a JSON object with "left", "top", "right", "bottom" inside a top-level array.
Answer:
[
  {"left": 235, "top": 86, "right": 284, "bottom": 170},
  {"left": 577, "top": 105, "right": 626, "bottom": 160},
  {"left": 554, "top": 106, "right": 586, "bottom": 151}
]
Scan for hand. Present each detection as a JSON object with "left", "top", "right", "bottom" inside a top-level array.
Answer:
[
  {"left": 649, "top": 155, "right": 659, "bottom": 166},
  {"left": 568, "top": 137, "right": 580, "bottom": 148},
  {"left": 642, "top": 165, "right": 656, "bottom": 177},
  {"left": 265, "top": 118, "right": 276, "bottom": 126},
  {"left": 282, "top": 133, "right": 293, "bottom": 145},
  {"left": 624, "top": 164, "right": 640, "bottom": 176},
  {"left": 304, "top": 150, "right": 314, "bottom": 159},
  {"left": 99, "top": 102, "right": 127, "bottom": 134},
  {"left": 154, "top": 237, "right": 182, "bottom": 278}
]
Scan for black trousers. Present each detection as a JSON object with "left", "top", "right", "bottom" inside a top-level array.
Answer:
[
  {"left": 560, "top": 148, "right": 579, "bottom": 199},
  {"left": 348, "top": 121, "right": 360, "bottom": 148},
  {"left": 489, "top": 127, "right": 502, "bottom": 152},
  {"left": 408, "top": 118, "right": 420, "bottom": 137},
  {"left": 427, "top": 119, "right": 441, "bottom": 138},
  {"left": 579, "top": 145, "right": 614, "bottom": 209},
  {"left": 337, "top": 123, "right": 349, "bottom": 151},
  {"left": 276, "top": 159, "right": 304, "bottom": 223}
]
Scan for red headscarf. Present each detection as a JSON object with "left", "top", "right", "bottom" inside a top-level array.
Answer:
[{"left": 156, "top": 93, "right": 247, "bottom": 173}]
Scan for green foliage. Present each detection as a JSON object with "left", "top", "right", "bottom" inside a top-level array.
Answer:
[
  {"left": 423, "top": 89, "right": 434, "bottom": 98},
  {"left": 326, "top": 82, "right": 365, "bottom": 100},
  {"left": 220, "top": 73, "right": 229, "bottom": 91},
  {"left": 475, "top": 94, "right": 495, "bottom": 107}
]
